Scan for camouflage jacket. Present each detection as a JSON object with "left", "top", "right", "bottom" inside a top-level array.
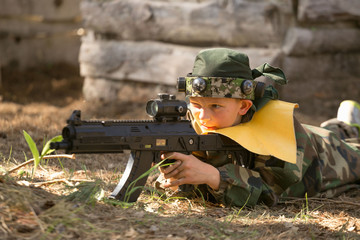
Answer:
[{"left": 200, "top": 118, "right": 360, "bottom": 207}]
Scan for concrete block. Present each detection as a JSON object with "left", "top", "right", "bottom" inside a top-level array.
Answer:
[
  {"left": 0, "top": 34, "right": 81, "bottom": 68},
  {"left": 0, "top": 0, "right": 81, "bottom": 21},
  {"left": 79, "top": 32, "right": 280, "bottom": 85},
  {"left": 283, "top": 27, "right": 360, "bottom": 56},
  {"left": 80, "top": 0, "right": 292, "bottom": 47},
  {"left": 297, "top": 0, "right": 360, "bottom": 23}
]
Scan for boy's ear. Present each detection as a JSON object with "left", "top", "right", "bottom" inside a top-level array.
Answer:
[{"left": 238, "top": 100, "right": 253, "bottom": 115}]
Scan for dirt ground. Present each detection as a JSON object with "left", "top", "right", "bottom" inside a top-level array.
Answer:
[{"left": 0, "top": 64, "right": 359, "bottom": 240}]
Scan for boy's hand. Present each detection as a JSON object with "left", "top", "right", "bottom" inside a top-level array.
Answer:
[{"left": 159, "top": 152, "right": 220, "bottom": 191}]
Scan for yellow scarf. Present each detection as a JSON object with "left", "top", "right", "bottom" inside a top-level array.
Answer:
[{"left": 191, "top": 100, "right": 299, "bottom": 163}]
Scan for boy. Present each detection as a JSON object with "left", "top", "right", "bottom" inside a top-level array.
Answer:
[{"left": 157, "top": 48, "right": 360, "bottom": 207}]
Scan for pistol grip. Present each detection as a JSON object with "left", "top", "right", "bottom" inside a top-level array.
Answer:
[{"left": 110, "top": 150, "right": 154, "bottom": 202}]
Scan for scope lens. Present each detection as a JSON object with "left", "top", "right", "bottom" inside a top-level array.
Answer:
[{"left": 146, "top": 100, "right": 159, "bottom": 117}]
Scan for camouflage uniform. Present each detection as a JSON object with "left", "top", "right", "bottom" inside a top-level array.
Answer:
[
  {"left": 199, "top": 118, "right": 360, "bottom": 207},
  {"left": 165, "top": 48, "right": 360, "bottom": 207}
]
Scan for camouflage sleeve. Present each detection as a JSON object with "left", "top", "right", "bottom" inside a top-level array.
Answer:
[
  {"left": 207, "top": 157, "right": 300, "bottom": 207},
  {"left": 206, "top": 118, "right": 360, "bottom": 207},
  {"left": 207, "top": 164, "right": 264, "bottom": 207}
]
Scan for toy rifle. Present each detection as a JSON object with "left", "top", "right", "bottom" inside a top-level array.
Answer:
[{"left": 50, "top": 93, "right": 248, "bottom": 202}]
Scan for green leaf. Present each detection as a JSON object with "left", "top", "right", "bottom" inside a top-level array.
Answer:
[
  {"left": 23, "top": 130, "right": 40, "bottom": 174},
  {"left": 41, "top": 135, "right": 63, "bottom": 157}
]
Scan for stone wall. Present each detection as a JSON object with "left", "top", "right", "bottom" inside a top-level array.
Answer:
[
  {"left": 0, "top": 0, "right": 82, "bottom": 69},
  {"left": 79, "top": 0, "right": 293, "bottom": 102},
  {"left": 79, "top": 0, "right": 360, "bottom": 122},
  {"left": 280, "top": 0, "right": 360, "bottom": 118},
  {"left": 3, "top": 0, "right": 358, "bottom": 124},
  {"left": 78, "top": 0, "right": 360, "bottom": 123}
]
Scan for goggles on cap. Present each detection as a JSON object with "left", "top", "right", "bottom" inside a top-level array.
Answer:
[{"left": 177, "top": 77, "right": 265, "bottom": 100}]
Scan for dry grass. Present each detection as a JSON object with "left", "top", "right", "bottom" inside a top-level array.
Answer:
[{"left": 0, "top": 64, "right": 359, "bottom": 239}]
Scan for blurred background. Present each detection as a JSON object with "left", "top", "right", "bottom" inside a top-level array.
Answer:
[{"left": 1, "top": 0, "right": 360, "bottom": 125}]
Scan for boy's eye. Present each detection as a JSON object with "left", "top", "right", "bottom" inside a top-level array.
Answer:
[
  {"left": 190, "top": 102, "right": 202, "bottom": 108},
  {"left": 211, "top": 104, "right": 222, "bottom": 109}
]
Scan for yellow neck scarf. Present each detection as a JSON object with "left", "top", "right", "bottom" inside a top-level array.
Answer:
[{"left": 191, "top": 100, "right": 299, "bottom": 164}]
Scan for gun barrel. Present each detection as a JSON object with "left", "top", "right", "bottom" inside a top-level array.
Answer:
[{"left": 50, "top": 141, "right": 71, "bottom": 150}]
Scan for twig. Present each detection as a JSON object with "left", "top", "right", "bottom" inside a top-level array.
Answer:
[
  {"left": 0, "top": 216, "right": 10, "bottom": 236},
  {"left": 27, "top": 201, "right": 45, "bottom": 233},
  {"left": 39, "top": 165, "right": 48, "bottom": 173},
  {"left": 281, "top": 196, "right": 360, "bottom": 207},
  {"left": 16, "top": 178, "right": 95, "bottom": 188},
  {"left": 30, "top": 178, "right": 94, "bottom": 187},
  {"left": 6, "top": 154, "right": 76, "bottom": 174}
]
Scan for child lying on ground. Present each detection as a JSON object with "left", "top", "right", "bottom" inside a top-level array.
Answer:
[{"left": 156, "top": 48, "right": 360, "bottom": 207}]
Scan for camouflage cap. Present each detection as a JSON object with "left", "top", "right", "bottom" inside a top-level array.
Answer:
[
  {"left": 178, "top": 48, "right": 288, "bottom": 110},
  {"left": 191, "top": 48, "right": 253, "bottom": 79}
]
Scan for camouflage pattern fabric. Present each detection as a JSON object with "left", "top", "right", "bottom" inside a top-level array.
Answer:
[
  {"left": 154, "top": 117, "right": 360, "bottom": 207},
  {"left": 200, "top": 118, "right": 360, "bottom": 207},
  {"left": 183, "top": 77, "right": 257, "bottom": 100}
]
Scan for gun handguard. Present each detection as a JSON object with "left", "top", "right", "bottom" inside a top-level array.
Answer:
[{"left": 51, "top": 95, "right": 247, "bottom": 202}]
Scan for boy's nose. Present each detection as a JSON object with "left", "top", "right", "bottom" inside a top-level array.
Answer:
[{"left": 199, "top": 109, "right": 211, "bottom": 121}]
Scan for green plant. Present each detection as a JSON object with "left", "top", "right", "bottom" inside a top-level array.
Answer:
[
  {"left": 224, "top": 193, "right": 251, "bottom": 223},
  {"left": 56, "top": 157, "right": 74, "bottom": 179},
  {"left": 103, "top": 198, "right": 134, "bottom": 208},
  {"left": 23, "top": 130, "right": 63, "bottom": 177},
  {"left": 6, "top": 146, "right": 13, "bottom": 164},
  {"left": 65, "top": 179, "right": 105, "bottom": 205},
  {"left": 293, "top": 193, "right": 317, "bottom": 222}
]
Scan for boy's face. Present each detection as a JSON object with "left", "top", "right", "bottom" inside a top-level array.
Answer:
[{"left": 189, "top": 97, "right": 252, "bottom": 131}]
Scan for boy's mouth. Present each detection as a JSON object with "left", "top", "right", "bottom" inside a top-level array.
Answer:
[{"left": 200, "top": 124, "right": 217, "bottom": 131}]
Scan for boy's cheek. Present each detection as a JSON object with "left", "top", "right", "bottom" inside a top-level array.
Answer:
[
  {"left": 190, "top": 110, "right": 200, "bottom": 119},
  {"left": 189, "top": 107, "right": 198, "bottom": 114}
]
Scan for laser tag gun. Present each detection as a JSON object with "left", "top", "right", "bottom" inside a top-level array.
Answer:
[{"left": 50, "top": 92, "right": 250, "bottom": 203}]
